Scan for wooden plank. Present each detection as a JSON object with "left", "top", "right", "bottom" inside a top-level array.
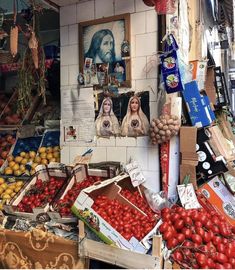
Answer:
[{"left": 79, "top": 238, "right": 161, "bottom": 269}]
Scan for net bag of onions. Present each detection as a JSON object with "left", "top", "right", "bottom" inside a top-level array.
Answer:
[{"left": 150, "top": 114, "right": 180, "bottom": 145}]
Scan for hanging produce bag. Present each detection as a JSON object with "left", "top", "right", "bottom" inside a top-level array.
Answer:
[
  {"left": 160, "top": 34, "right": 183, "bottom": 94},
  {"left": 155, "top": 0, "right": 177, "bottom": 14}
]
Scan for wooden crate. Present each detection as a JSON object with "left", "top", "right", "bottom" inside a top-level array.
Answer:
[{"left": 78, "top": 221, "right": 163, "bottom": 269}]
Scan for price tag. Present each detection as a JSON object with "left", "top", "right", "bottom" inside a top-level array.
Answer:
[
  {"left": 125, "top": 161, "right": 146, "bottom": 187},
  {"left": 177, "top": 183, "right": 201, "bottom": 209}
]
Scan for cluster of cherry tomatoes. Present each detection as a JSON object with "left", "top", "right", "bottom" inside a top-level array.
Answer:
[
  {"left": 17, "top": 177, "right": 65, "bottom": 213},
  {"left": 55, "top": 176, "right": 103, "bottom": 217},
  {"left": 159, "top": 206, "right": 235, "bottom": 269},
  {"left": 120, "top": 189, "right": 157, "bottom": 219},
  {"left": 92, "top": 195, "right": 157, "bottom": 241}
]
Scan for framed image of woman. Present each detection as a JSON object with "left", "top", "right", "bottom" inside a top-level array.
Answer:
[{"left": 79, "top": 14, "right": 131, "bottom": 88}]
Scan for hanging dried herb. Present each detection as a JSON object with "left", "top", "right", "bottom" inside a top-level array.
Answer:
[{"left": 17, "top": 2, "right": 46, "bottom": 114}]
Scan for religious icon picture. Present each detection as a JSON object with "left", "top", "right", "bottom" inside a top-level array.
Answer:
[{"left": 79, "top": 14, "right": 131, "bottom": 88}]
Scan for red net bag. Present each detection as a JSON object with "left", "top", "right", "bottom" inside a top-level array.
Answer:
[{"left": 155, "top": 0, "right": 177, "bottom": 14}]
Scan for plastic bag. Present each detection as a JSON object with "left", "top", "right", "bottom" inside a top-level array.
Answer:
[{"left": 144, "top": 189, "right": 172, "bottom": 213}]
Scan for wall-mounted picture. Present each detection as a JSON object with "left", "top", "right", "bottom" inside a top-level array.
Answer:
[
  {"left": 94, "top": 91, "right": 150, "bottom": 138},
  {"left": 79, "top": 14, "right": 131, "bottom": 88},
  {"left": 64, "top": 125, "right": 78, "bottom": 142}
]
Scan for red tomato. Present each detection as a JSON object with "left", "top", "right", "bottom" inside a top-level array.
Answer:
[
  {"left": 192, "top": 234, "right": 202, "bottom": 245},
  {"left": 172, "top": 250, "right": 183, "bottom": 262},
  {"left": 223, "top": 263, "right": 233, "bottom": 269},
  {"left": 174, "top": 219, "right": 184, "bottom": 231},
  {"left": 182, "top": 227, "right": 192, "bottom": 239},
  {"left": 167, "top": 238, "right": 178, "bottom": 249},
  {"left": 216, "top": 253, "right": 228, "bottom": 264},
  {"left": 176, "top": 233, "right": 185, "bottom": 244},
  {"left": 195, "top": 253, "right": 206, "bottom": 266}
]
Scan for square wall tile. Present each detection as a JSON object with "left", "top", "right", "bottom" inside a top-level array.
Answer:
[
  {"left": 135, "top": 78, "right": 158, "bottom": 101},
  {"left": 69, "top": 146, "right": 88, "bottom": 163},
  {"left": 60, "top": 26, "right": 69, "bottom": 46},
  {"left": 150, "top": 101, "right": 158, "bottom": 119},
  {"left": 131, "top": 12, "right": 146, "bottom": 35},
  {"left": 107, "top": 147, "right": 126, "bottom": 164},
  {"left": 142, "top": 170, "right": 160, "bottom": 192},
  {"left": 147, "top": 55, "right": 158, "bottom": 79},
  {"left": 132, "top": 57, "right": 146, "bottom": 80},
  {"left": 96, "top": 137, "right": 116, "bottom": 147},
  {"left": 146, "top": 10, "right": 157, "bottom": 33},
  {"left": 135, "top": 0, "right": 154, "bottom": 12},
  {"left": 90, "top": 147, "right": 107, "bottom": 163},
  {"left": 148, "top": 145, "right": 159, "bottom": 171},
  {"left": 61, "top": 146, "right": 70, "bottom": 164},
  {"left": 60, "top": 4, "right": 77, "bottom": 26},
  {"left": 116, "top": 137, "right": 136, "bottom": 147},
  {"left": 69, "top": 24, "right": 78, "bottom": 45},
  {"left": 136, "top": 32, "right": 157, "bottom": 57},
  {"left": 126, "top": 147, "right": 148, "bottom": 170},
  {"left": 61, "top": 46, "right": 70, "bottom": 65},
  {"left": 131, "top": 35, "right": 136, "bottom": 58},
  {"left": 115, "top": 0, "right": 135, "bottom": 14},
  {"left": 77, "top": 1, "right": 95, "bottom": 23},
  {"left": 95, "top": 0, "right": 114, "bottom": 18},
  {"left": 61, "top": 65, "right": 69, "bottom": 86},
  {"left": 136, "top": 136, "right": 150, "bottom": 147},
  {"left": 69, "top": 65, "right": 79, "bottom": 85},
  {"left": 68, "top": 44, "right": 79, "bottom": 65}
]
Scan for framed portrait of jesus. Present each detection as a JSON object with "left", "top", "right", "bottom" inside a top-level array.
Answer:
[{"left": 79, "top": 13, "right": 131, "bottom": 88}]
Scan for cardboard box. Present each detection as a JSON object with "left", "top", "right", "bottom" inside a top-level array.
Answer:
[
  {"left": 180, "top": 126, "right": 198, "bottom": 188},
  {"left": 4, "top": 164, "right": 72, "bottom": 220},
  {"left": 72, "top": 174, "right": 159, "bottom": 254},
  {"left": 197, "top": 176, "right": 235, "bottom": 226},
  {"left": 49, "top": 164, "right": 113, "bottom": 223},
  {"left": 182, "top": 81, "right": 215, "bottom": 128}
]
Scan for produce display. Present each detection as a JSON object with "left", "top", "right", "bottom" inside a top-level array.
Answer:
[
  {"left": 92, "top": 195, "right": 157, "bottom": 241},
  {"left": 159, "top": 206, "right": 235, "bottom": 269},
  {"left": 0, "top": 92, "right": 24, "bottom": 125},
  {"left": 120, "top": 189, "right": 156, "bottom": 219},
  {"left": 0, "top": 133, "right": 16, "bottom": 167},
  {"left": 54, "top": 175, "right": 103, "bottom": 217},
  {"left": 0, "top": 177, "right": 24, "bottom": 210},
  {"left": 150, "top": 114, "right": 180, "bottom": 144},
  {"left": 1, "top": 136, "right": 42, "bottom": 176},
  {"left": 17, "top": 176, "right": 65, "bottom": 213}
]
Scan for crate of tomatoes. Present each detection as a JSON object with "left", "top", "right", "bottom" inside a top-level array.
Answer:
[
  {"left": 71, "top": 174, "right": 160, "bottom": 254},
  {"left": 4, "top": 163, "right": 72, "bottom": 220},
  {"left": 49, "top": 164, "right": 109, "bottom": 223}
]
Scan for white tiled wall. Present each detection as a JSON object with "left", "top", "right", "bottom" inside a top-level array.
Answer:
[{"left": 60, "top": 0, "right": 160, "bottom": 192}]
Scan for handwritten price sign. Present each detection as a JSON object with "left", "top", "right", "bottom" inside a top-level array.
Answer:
[{"left": 125, "top": 161, "right": 146, "bottom": 187}]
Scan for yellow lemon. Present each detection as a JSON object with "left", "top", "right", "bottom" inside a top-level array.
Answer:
[
  {"left": 40, "top": 152, "right": 47, "bottom": 159},
  {"left": 0, "top": 187, "right": 4, "bottom": 194},
  {"left": 4, "top": 188, "right": 13, "bottom": 195},
  {"left": 14, "top": 186, "right": 22, "bottom": 193},
  {"left": 10, "top": 192, "right": 16, "bottom": 198},
  {"left": 0, "top": 177, "right": 5, "bottom": 184},
  {"left": 31, "top": 163, "right": 39, "bottom": 170},
  {"left": 34, "top": 156, "right": 41, "bottom": 163},
  {"left": 53, "top": 146, "right": 60, "bottom": 152},
  {"left": 41, "top": 159, "right": 48, "bottom": 165},
  {"left": 0, "top": 183, "right": 8, "bottom": 190},
  {"left": 20, "top": 158, "right": 28, "bottom": 165},
  {"left": 14, "top": 170, "right": 22, "bottom": 176},
  {"left": 38, "top": 147, "right": 46, "bottom": 154},
  {"left": 19, "top": 164, "right": 26, "bottom": 172},
  {"left": 4, "top": 167, "right": 13, "bottom": 175},
  {"left": 29, "top": 151, "right": 36, "bottom": 159},
  {"left": 12, "top": 164, "right": 20, "bottom": 171},
  {"left": 9, "top": 161, "right": 16, "bottom": 168},
  {"left": 16, "top": 181, "right": 24, "bottom": 187},
  {"left": 8, "top": 184, "right": 16, "bottom": 190},
  {"left": 53, "top": 151, "right": 60, "bottom": 158},
  {"left": 25, "top": 153, "right": 30, "bottom": 159},
  {"left": 20, "top": 152, "right": 26, "bottom": 157},
  {"left": 46, "top": 147, "right": 53, "bottom": 153},
  {"left": 2, "top": 194, "right": 11, "bottom": 200},
  {"left": 49, "top": 158, "right": 56, "bottom": 163},
  {"left": 14, "top": 156, "right": 23, "bottom": 163},
  {"left": 46, "top": 153, "right": 53, "bottom": 160}
]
